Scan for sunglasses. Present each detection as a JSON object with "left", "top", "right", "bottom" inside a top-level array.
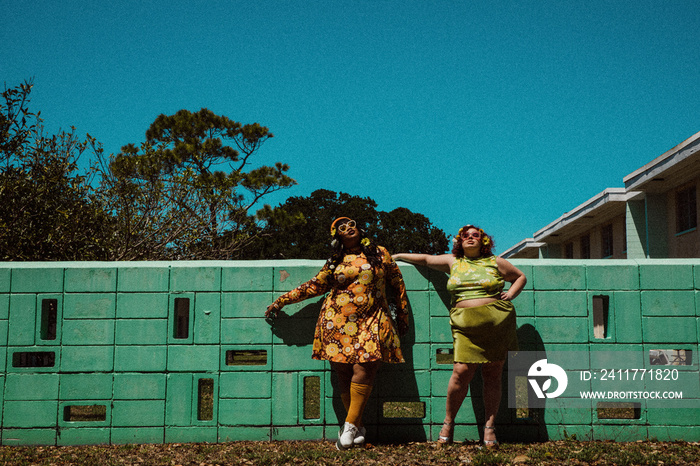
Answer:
[
  {"left": 337, "top": 220, "right": 356, "bottom": 233},
  {"left": 462, "top": 231, "right": 482, "bottom": 239}
]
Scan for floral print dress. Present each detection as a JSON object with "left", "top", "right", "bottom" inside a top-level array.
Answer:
[
  {"left": 446, "top": 255, "right": 505, "bottom": 304},
  {"left": 273, "top": 246, "right": 408, "bottom": 364}
]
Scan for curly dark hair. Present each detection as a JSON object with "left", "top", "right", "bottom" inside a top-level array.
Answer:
[
  {"left": 326, "top": 221, "right": 383, "bottom": 270},
  {"left": 451, "top": 224, "right": 495, "bottom": 258}
]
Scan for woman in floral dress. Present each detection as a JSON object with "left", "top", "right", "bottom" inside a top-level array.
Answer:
[{"left": 266, "top": 217, "right": 408, "bottom": 449}]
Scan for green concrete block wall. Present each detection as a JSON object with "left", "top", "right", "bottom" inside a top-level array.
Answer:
[
  {"left": 114, "top": 346, "right": 166, "bottom": 372},
  {"left": 0, "top": 259, "right": 698, "bottom": 445},
  {"left": 60, "top": 373, "right": 113, "bottom": 400},
  {"left": 8, "top": 295, "right": 36, "bottom": 346}
]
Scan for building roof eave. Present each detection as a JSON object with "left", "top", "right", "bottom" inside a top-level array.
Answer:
[
  {"left": 500, "top": 238, "right": 546, "bottom": 258},
  {"left": 533, "top": 188, "right": 628, "bottom": 242},
  {"left": 624, "top": 131, "right": 700, "bottom": 191}
]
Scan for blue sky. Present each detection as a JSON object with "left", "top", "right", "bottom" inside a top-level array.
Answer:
[{"left": 3, "top": 1, "right": 699, "bottom": 254}]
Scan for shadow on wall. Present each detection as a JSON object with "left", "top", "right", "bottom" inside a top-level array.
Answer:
[
  {"left": 268, "top": 300, "right": 322, "bottom": 346},
  {"left": 367, "top": 294, "right": 425, "bottom": 442},
  {"left": 497, "top": 324, "right": 549, "bottom": 443}
]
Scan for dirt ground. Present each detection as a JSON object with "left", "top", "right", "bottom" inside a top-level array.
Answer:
[{"left": 2, "top": 439, "right": 700, "bottom": 465}]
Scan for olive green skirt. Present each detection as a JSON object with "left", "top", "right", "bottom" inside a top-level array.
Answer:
[{"left": 449, "top": 300, "right": 518, "bottom": 363}]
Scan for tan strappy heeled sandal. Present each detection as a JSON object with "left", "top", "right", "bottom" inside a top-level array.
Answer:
[
  {"left": 483, "top": 425, "right": 498, "bottom": 449},
  {"left": 437, "top": 421, "right": 455, "bottom": 446}
]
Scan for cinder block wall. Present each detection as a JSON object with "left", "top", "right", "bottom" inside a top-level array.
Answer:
[{"left": 0, "top": 259, "right": 699, "bottom": 446}]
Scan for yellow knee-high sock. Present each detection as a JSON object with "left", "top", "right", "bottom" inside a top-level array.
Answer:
[
  {"left": 340, "top": 391, "right": 351, "bottom": 412},
  {"left": 345, "top": 382, "right": 373, "bottom": 427}
]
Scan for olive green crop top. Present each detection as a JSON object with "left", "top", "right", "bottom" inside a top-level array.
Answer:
[{"left": 446, "top": 255, "right": 504, "bottom": 304}]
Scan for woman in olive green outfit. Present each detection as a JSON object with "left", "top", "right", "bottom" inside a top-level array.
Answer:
[{"left": 393, "top": 225, "right": 526, "bottom": 447}]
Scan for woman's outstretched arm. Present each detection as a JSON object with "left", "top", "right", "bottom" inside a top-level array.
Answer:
[
  {"left": 392, "top": 253, "right": 453, "bottom": 273},
  {"left": 265, "top": 264, "right": 333, "bottom": 318}
]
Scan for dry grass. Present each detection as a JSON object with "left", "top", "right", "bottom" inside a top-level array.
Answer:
[{"left": 2, "top": 439, "right": 700, "bottom": 465}]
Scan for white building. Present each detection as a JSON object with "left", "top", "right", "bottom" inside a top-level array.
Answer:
[{"left": 503, "top": 131, "right": 700, "bottom": 259}]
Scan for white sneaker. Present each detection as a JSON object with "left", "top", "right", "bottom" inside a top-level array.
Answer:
[
  {"left": 336, "top": 422, "right": 359, "bottom": 450},
  {"left": 354, "top": 426, "right": 367, "bottom": 445}
]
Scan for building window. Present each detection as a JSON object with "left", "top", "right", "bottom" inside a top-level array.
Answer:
[
  {"left": 676, "top": 185, "right": 697, "bottom": 233},
  {"left": 580, "top": 234, "right": 591, "bottom": 259},
  {"left": 601, "top": 224, "right": 613, "bottom": 258},
  {"left": 565, "top": 242, "right": 574, "bottom": 259}
]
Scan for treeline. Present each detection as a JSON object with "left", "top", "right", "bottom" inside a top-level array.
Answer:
[{"left": 1, "top": 80, "right": 448, "bottom": 261}]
